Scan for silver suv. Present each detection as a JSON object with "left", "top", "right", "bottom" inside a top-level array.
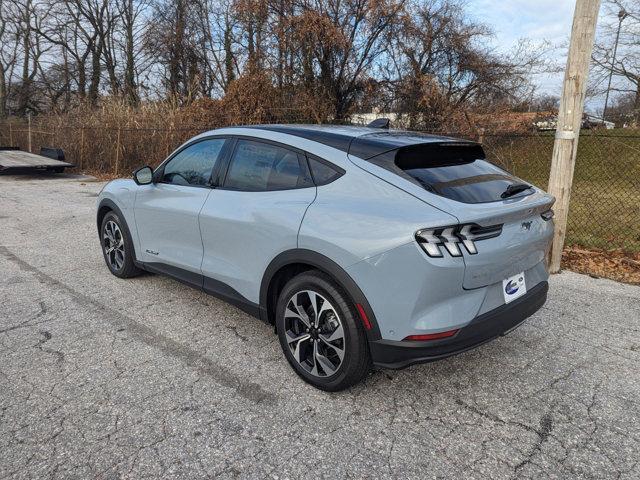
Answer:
[{"left": 97, "top": 124, "right": 555, "bottom": 391}]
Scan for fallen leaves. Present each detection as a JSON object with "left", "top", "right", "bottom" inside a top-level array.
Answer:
[{"left": 563, "top": 246, "right": 640, "bottom": 285}]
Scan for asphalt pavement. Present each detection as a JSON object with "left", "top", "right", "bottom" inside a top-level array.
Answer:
[{"left": 1, "top": 173, "right": 639, "bottom": 479}]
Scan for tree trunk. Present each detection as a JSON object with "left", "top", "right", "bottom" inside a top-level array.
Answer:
[
  {"left": 224, "top": 17, "right": 235, "bottom": 91},
  {"left": 88, "top": 40, "right": 102, "bottom": 106},
  {"left": 169, "top": 0, "right": 185, "bottom": 98},
  {"left": 77, "top": 57, "right": 87, "bottom": 99},
  {"left": 276, "top": 0, "right": 284, "bottom": 89},
  {"left": 104, "top": 55, "right": 119, "bottom": 96},
  {"left": 635, "top": 81, "right": 640, "bottom": 126},
  {"left": 123, "top": 0, "right": 138, "bottom": 106},
  {"left": 62, "top": 46, "right": 70, "bottom": 108},
  {"left": 334, "top": 91, "right": 349, "bottom": 120},
  {"left": 247, "top": 21, "right": 255, "bottom": 72},
  {"left": 0, "top": 62, "right": 6, "bottom": 118},
  {"left": 18, "top": 1, "right": 32, "bottom": 116}
]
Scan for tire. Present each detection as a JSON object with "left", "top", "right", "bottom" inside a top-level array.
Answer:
[
  {"left": 275, "top": 270, "right": 371, "bottom": 391},
  {"left": 100, "top": 211, "right": 141, "bottom": 278}
]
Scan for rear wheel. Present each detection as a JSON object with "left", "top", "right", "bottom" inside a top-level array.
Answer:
[
  {"left": 100, "top": 211, "right": 141, "bottom": 278},
  {"left": 276, "top": 270, "right": 371, "bottom": 391}
]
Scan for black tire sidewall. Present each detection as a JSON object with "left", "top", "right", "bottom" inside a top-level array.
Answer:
[{"left": 276, "top": 271, "right": 370, "bottom": 391}]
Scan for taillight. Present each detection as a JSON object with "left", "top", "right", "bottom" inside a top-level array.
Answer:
[{"left": 416, "top": 224, "right": 502, "bottom": 258}]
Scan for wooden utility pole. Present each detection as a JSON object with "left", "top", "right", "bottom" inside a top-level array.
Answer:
[{"left": 548, "top": 0, "right": 601, "bottom": 273}]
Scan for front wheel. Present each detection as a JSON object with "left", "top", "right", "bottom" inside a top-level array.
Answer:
[
  {"left": 100, "top": 211, "right": 141, "bottom": 278},
  {"left": 276, "top": 270, "right": 371, "bottom": 391}
]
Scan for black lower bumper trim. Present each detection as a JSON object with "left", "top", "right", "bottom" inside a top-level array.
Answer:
[{"left": 369, "top": 281, "right": 549, "bottom": 369}]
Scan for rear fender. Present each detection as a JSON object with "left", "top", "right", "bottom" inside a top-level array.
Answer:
[{"left": 260, "top": 249, "right": 383, "bottom": 341}]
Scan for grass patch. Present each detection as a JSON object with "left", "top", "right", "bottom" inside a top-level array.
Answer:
[{"left": 483, "top": 130, "right": 640, "bottom": 253}]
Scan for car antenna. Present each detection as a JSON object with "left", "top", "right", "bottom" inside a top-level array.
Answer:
[{"left": 366, "top": 118, "right": 390, "bottom": 129}]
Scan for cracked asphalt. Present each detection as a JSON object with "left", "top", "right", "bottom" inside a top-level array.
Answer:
[{"left": 1, "top": 173, "right": 639, "bottom": 479}]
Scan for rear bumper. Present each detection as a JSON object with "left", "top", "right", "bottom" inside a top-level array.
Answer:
[{"left": 369, "top": 281, "right": 548, "bottom": 369}]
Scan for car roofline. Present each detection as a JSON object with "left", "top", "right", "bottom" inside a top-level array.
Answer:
[{"left": 191, "top": 124, "right": 477, "bottom": 160}]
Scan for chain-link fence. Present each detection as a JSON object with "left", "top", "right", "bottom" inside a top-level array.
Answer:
[
  {"left": 1, "top": 119, "right": 639, "bottom": 253},
  {"left": 481, "top": 132, "right": 640, "bottom": 253}
]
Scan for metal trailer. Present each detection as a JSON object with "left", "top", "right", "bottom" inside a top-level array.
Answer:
[{"left": 0, "top": 147, "right": 74, "bottom": 173}]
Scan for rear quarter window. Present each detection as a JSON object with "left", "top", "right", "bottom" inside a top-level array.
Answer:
[{"left": 307, "top": 155, "right": 344, "bottom": 185}]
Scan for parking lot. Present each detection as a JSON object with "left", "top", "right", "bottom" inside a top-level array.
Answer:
[{"left": 1, "top": 173, "right": 639, "bottom": 479}]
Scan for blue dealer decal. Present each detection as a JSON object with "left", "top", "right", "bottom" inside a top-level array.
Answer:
[{"left": 505, "top": 280, "right": 519, "bottom": 295}]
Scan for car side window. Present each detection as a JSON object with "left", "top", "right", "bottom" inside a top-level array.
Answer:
[
  {"left": 307, "top": 155, "right": 344, "bottom": 185},
  {"left": 162, "top": 138, "right": 226, "bottom": 187},
  {"left": 223, "top": 140, "right": 311, "bottom": 191}
]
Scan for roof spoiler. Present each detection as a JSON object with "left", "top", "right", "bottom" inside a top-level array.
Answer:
[{"left": 367, "top": 118, "right": 390, "bottom": 129}]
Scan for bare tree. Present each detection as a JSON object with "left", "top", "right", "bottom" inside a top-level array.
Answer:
[
  {"left": 145, "top": 0, "right": 208, "bottom": 100},
  {"left": 286, "top": 0, "right": 406, "bottom": 118},
  {"left": 33, "top": 2, "right": 98, "bottom": 104},
  {"left": 0, "top": 0, "right": 562, "bottom": 125},
  {"left": 195, "top": 0, "right": 239, "bottom": 95},
  {"left": 381, "top": 0, "right": 551, "bottom": 130},
  {"left": 113, "top": 0, "right": 150, "bottom": 105},
  {"left": 604, "top": 91, "right": 637, "bottom": 125},
  {"left": 591, "top": 0, "right": 640, "bottom": 123},
  {"left": 0, "top": 2, "right": 20, "bottom": 117}
]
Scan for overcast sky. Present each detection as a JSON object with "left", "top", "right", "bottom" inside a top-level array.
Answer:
[{"left": 467, "top": 0, "right": 614, "bottom": 113}]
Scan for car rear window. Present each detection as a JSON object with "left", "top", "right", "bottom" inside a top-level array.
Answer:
[{"left": 369, "top": 142, "right": 533, "bottom": 204}]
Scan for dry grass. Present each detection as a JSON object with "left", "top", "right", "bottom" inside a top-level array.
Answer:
[{"left": 0, "top": 85, "right": 325, "bottom": 176}]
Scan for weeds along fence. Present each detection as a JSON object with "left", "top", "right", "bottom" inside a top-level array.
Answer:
[
  {"left": 0, "top": 122, "right": 206, "bottom": 176},
  {"left": 1, "top": 119, "right": 639, "bottom": 253}
]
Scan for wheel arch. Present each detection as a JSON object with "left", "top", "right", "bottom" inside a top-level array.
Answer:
[
  {"left": 97, "top": 201, "right": 114, "bottom": 233},
  {"left": 96, "top": 198, "right": 138, "bottom": 262},
  {"left": 260, "top": 249, "right": 381, "bottom": 340}
]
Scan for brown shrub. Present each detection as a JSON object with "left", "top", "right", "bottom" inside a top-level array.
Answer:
[
  {"left": 0, "top": 82, "right": 334, "bottom": 175},
  {"left": 221, "top": 73, "right": 281, "bottom": 124}
]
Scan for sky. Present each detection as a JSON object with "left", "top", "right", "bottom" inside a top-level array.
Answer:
[{"left": 466, "top": 0, "right": 614, "bottom": 113}]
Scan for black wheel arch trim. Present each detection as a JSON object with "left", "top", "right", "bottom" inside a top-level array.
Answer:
[
  {"left": 260, "top": 249, "right": 382, "bottom": 340},
  {"left": 97, "top": 198, "right": 125, "bottom": 232}
]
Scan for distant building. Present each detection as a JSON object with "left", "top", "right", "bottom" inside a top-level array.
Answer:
[
  {"left": 584, "top": 115, "right": 615, "bottom": 130},
  {"left": 534, "top": 113, "right": 615, "bottom": 131}
]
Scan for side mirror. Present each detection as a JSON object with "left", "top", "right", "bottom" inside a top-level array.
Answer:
[{"left": 133, "top": 166, "right": 153, "bottom": 185}]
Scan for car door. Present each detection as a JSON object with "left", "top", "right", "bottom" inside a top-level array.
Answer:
[
  {"left": 134, "top": 137, "right": 228, "bottom": 281},
  {"left": 199, "top": 138, "right": 317, "bottom": 304}
]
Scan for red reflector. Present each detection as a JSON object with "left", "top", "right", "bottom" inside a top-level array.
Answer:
[
  {"left": 355, "top": 303, "right": 372, "bottom": 330},
  {"left": 403, "top": 329, "right": 459, "bottom": 342}
]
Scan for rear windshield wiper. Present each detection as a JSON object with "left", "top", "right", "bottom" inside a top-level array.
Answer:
[{"left": 500, "top": 183, "right": 532, "bottom": 198}]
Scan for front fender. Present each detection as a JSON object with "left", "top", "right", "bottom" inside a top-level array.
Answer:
[{"left": 96, "top": 180, "right": 141, "bottom": 261}]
